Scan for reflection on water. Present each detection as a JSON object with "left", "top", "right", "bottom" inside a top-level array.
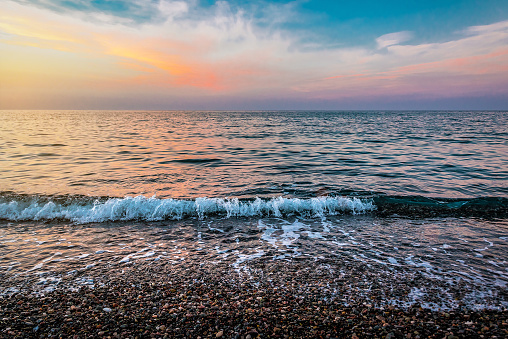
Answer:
[
  {"left": 0, "top": 110, "right": 507, "bottom": 198},
  {"left": 1, "top": 216, "right": 507, "bottom": 309}
]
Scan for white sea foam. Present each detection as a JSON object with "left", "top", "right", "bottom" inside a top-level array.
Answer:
[
  {"left": 233, "top": 249, "right": 265, "bottom": 268},
  {"left": 0, "top": 195, "right": 375, "bottom": 223},
  {"left": 387, "top": 257, "right": 398, "bottom": 265}
]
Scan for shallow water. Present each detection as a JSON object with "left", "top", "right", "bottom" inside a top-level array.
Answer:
[{"left": 1, "top": 215, "right": 506, "bottom": 310}]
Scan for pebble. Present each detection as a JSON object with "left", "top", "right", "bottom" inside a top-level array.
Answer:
[{"left": 0, "top": 261, "right": 506, "bottom": 338}]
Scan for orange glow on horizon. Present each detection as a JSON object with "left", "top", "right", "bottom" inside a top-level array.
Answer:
[{"left": 1, "top": 0, "right": 507, "bottom": 108}]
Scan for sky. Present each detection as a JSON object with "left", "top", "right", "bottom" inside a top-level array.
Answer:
[{"left": 1, "top": 0, "right": 508, "bottom": 110}]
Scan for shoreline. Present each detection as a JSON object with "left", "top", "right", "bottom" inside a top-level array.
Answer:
[{"left": 1, "top": 262, "right": 506, "bottom": 338}]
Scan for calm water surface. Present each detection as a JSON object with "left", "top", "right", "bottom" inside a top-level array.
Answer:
[{"left": 1, "top": 110, "right": 506, "bottom": 198}]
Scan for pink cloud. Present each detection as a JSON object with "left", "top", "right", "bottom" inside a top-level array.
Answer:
[{"left": 1, "top": 0, "right": 508, "bottom": 108}]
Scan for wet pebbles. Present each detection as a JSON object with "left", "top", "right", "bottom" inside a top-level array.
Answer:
[{"left": 1, "top": 261, "right": 507, "bottom": 338}]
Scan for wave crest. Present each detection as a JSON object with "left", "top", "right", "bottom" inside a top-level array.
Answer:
[{"left": 0, "top": 195, "right": 375, "bottom": 223}]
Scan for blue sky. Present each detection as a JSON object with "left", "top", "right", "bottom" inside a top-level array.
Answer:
[
  {"left": 27, "top": 1, "right": 508, "bottom": 35},
  {"left": 1, "top": 0, "right": 508, "bottom": 109},
  {"left": 28, "top": 0, "right": 507, "bottom": 41}
]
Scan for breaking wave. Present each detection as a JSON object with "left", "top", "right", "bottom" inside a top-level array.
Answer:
[
  {"left": 0, "top": 195, "right": 374, "bottom": 223},
  {"left": 1, "top": 193, "right": 506, "bottom": 223}
]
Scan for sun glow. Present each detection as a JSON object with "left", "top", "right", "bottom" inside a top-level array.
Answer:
[{"left": 1, "top": 0, "right": 507, "bottom": 109}]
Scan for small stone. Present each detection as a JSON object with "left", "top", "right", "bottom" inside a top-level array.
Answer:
[
  {"left": 103, "top": 307, "right": 112, "bottom": 312},
  {"left": 216, "top": 330, "right": 223, "bottom": 337}
]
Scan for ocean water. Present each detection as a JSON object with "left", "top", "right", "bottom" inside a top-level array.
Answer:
[{"left": 0, "top": 110, "right": 507, "bottom": 310}]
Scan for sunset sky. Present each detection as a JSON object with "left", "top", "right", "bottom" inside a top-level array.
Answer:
[{"left": 1, "top": 0, "right": 508, "bottom": 110}]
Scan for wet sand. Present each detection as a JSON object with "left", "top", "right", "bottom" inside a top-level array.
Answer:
[{"left": 1, "top": 260, "right": 506, "bottom": 338}]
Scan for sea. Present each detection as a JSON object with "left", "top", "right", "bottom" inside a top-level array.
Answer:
[{"left": 0, "top": 110, "right": 507, "bottom": 311}]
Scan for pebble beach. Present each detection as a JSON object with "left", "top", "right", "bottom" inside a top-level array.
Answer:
[{"left": 2, "top": 260, "right": 507, "bottom": 338}]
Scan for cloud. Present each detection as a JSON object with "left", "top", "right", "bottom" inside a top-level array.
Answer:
[
  {"left": 10, "top": 0, "right": 164, "bottom": 24},
  {"left": 158, "top": 0, "right": 188, "bottom": 19},
  {"left": 292, "top": 21, "right": 508, "bottom": 100},
  {"left": 466, "top": 20, "right": 508, "bottom": 34},
  {"left": 1, "top": 1, "right": 508, "bottom": 109},
  {"left": 375, "top": 31, "right": 413, "bottom": 49}
]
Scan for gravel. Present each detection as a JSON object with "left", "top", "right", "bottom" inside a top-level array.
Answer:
[{"left": 1, "top": 261, "right": 507, "bottom": 338}]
